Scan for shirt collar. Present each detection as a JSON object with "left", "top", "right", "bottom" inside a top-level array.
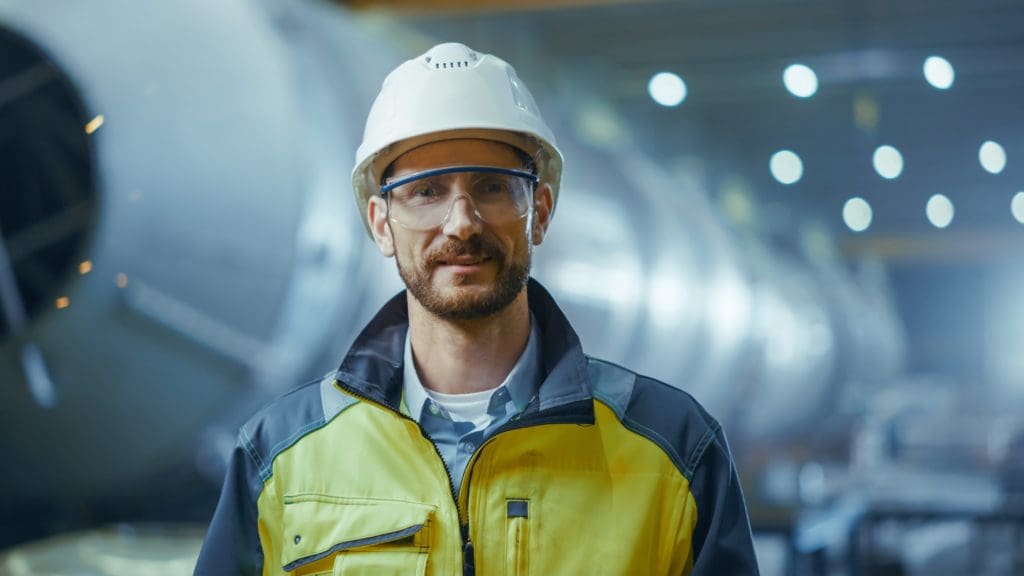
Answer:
[
  {"left": 336, "top": 279, "right": 594, "bottom": 420},
  {"left": 402, "top": 315, "right": 541, "bottom": 423}
]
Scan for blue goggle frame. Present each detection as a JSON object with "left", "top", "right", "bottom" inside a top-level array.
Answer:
[{"left": 380, "top": 165, "right": 538, "bottom": 195}]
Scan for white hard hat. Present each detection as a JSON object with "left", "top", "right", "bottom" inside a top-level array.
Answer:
[{"left": 352, "top": 42, "right": 563, "bottom": 237}]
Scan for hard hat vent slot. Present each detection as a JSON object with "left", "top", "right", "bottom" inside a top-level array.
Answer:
[
  {"left": 434, "top": 60, "right": 471, "bottom": 70},
  {"left": 423, "top": 43, "right": 479, "bottom": 71}
]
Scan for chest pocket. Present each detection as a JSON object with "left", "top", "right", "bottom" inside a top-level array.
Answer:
[{"left": 281, "top": 494, "right": 434, "bottom": 575}]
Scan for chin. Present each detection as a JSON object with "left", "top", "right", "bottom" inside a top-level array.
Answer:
[
  {"left": 426, "top": 282, "right": 519, "bottom": 321},
  {"left": 398, "top": 254, "right": 529, "bottom": 321},
  {"left": 436, "top": 280, "right": 496, "bottom": 301}
]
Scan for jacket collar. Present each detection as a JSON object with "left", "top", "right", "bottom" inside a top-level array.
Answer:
[{"left": 335, "top": 278, "right": 594, "bottom": 420}]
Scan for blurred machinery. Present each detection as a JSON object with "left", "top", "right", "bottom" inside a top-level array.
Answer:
[
  {"left": 8, "top": 0, "right": 1012, "bottom": 574},
  {"left": 0, "top": 0, "right": 403, "bottom": 530}
]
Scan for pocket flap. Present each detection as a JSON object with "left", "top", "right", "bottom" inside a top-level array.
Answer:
[{"left": 281, "top": 494, "right": 435, "bottom": 571}]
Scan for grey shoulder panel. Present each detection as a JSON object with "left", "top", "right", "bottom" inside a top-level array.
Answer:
[
  {"left": 587, "top": 357, "right": 637, "bottom": 416},
  {"left": 321, "top": 370, "right": 359, "bottom": 422},
  {"left": 241, "top": 371, "right": 356, "bottom": 482},
  {"left": 586, "top": 357, "right": 721, "bottom": 481}
]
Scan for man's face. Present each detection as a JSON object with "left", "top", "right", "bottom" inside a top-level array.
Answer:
[{"left": 368, "top": 138, "right": 552, "bottom": 321}]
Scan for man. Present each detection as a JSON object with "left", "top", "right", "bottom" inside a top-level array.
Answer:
[{"left": 196, "top": 42, "right": 759, "bottom": 575}]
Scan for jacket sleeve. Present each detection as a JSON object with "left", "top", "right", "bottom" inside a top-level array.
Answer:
[
  {"left": 688, "top": 424, "right": 760, "bottom": 575},
  {"left": 194, "top": 438, "right": 265, "bottom": 575}
]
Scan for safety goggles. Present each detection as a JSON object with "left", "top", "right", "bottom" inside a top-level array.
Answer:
[{"left": 381, "top": 166, "right": 538, "bottom": 231}]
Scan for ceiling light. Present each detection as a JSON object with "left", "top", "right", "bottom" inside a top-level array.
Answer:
[
  {"left": 980, "top": 141, "right": 1007, "bottom": 174},
  {"left": 770, "top": 150, "right": 804, "bottom": 185},
  {"left": 843, "top": 197, "right": 872, "bottom": 232},
  {"left": 923, "top": 56, "right": 955, "bottom": 90},
  {"left": 783, "top": 64, "right": 818, "bottom": 98},
  {"left": 926, "top": 194, "right": 954, "bottom": 228},
  {"left": 648, "top": 72, "right": 687, "bottom": 107},
  {"left": 873, "top": 145, "right": 904, "bottom": 179},
  {"left": 1011, "top": 192, "right": 1024, "bottom": 225}
]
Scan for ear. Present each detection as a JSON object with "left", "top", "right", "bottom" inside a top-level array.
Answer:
[
  {"left": 368, "top": 196, "right": 395, "bottom": 257},
  {"left": 531, "top": 183, "right": 554, "bottom": 246}
]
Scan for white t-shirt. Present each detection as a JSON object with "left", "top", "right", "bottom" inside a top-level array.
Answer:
[{"left": 423, "top": 386, "right": 500, "bottom": 432}]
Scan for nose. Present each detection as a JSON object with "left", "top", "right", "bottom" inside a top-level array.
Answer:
[{"left": 441, "top": 193, "right": 483, "bottom": 240}]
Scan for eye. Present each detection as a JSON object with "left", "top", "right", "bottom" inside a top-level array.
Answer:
[
  {"left": 412, "top": 184, "right": 438, "bottom": 198},
  {"left": 478, "top": 177, "right": 511, "bottom": 196},
  {"left": 394, "top": 180, "right": 443, "bottom": 204}
]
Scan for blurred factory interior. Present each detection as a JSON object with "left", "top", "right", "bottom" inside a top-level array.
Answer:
[{"left": 1, "top": 0, "right": 1023, "bottom": 573}]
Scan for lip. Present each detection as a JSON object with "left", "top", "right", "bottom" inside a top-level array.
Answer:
[{"left": 436, "top": 257, "right": 491, "bottom": 272}]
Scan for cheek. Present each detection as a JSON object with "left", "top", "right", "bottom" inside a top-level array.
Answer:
[
  {"left": 399, "top": 244, "right": 423, "bottom": 268},
  {"left": 501, "top": 226, "right": 530, "bottom": 260},
  {"left": 395, "top": 236, "right": 434, "bottom": 268},
  {"left": 388, "top": 233, "right": 411, "bottom": 263}
]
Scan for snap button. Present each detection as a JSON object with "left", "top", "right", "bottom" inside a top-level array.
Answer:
[
  {"left": 294, "top": 535, "right": 301, "bottom": 545},
  {"left": 428, "top": 402, "right": 440, "bottom": 415}
]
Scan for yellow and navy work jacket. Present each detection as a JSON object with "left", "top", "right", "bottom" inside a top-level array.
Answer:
[{"left": 196, "top": 280, "right": 759, "bottom": 575}]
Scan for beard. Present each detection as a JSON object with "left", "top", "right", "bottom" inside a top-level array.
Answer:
[{"left": 396, "top": 234, "right": 530, "bottom": 321}]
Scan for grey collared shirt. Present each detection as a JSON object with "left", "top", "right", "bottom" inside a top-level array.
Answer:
[{"left": 402, "top": 318, "right": 540, "bottom": 497}]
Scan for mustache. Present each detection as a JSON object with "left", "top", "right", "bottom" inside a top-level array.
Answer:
[{"left": 425, "top": 236, "right": 504, "bottom": 266}]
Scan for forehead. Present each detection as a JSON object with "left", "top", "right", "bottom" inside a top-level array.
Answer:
[{"left": 389, "top": 138, "right": 525, "bottom": 178}]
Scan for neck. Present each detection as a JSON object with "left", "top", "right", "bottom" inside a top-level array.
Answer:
[{"left": 407, "top": 289, "right": 531, "bottom": 395}]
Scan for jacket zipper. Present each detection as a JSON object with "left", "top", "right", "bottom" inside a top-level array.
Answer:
[
  {"left": 334, "top": 381, "right": 471, "bottom": 572},
  {"left": 447, "top": 402, "right": 589, "bottom": 575},
  {"left": 337, "top": 381, "right": 592, "bottom": 575}
]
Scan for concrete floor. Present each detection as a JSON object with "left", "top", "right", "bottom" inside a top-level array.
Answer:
[{"left": 0, "top": 524, "right": 205, "bottom": 576}]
